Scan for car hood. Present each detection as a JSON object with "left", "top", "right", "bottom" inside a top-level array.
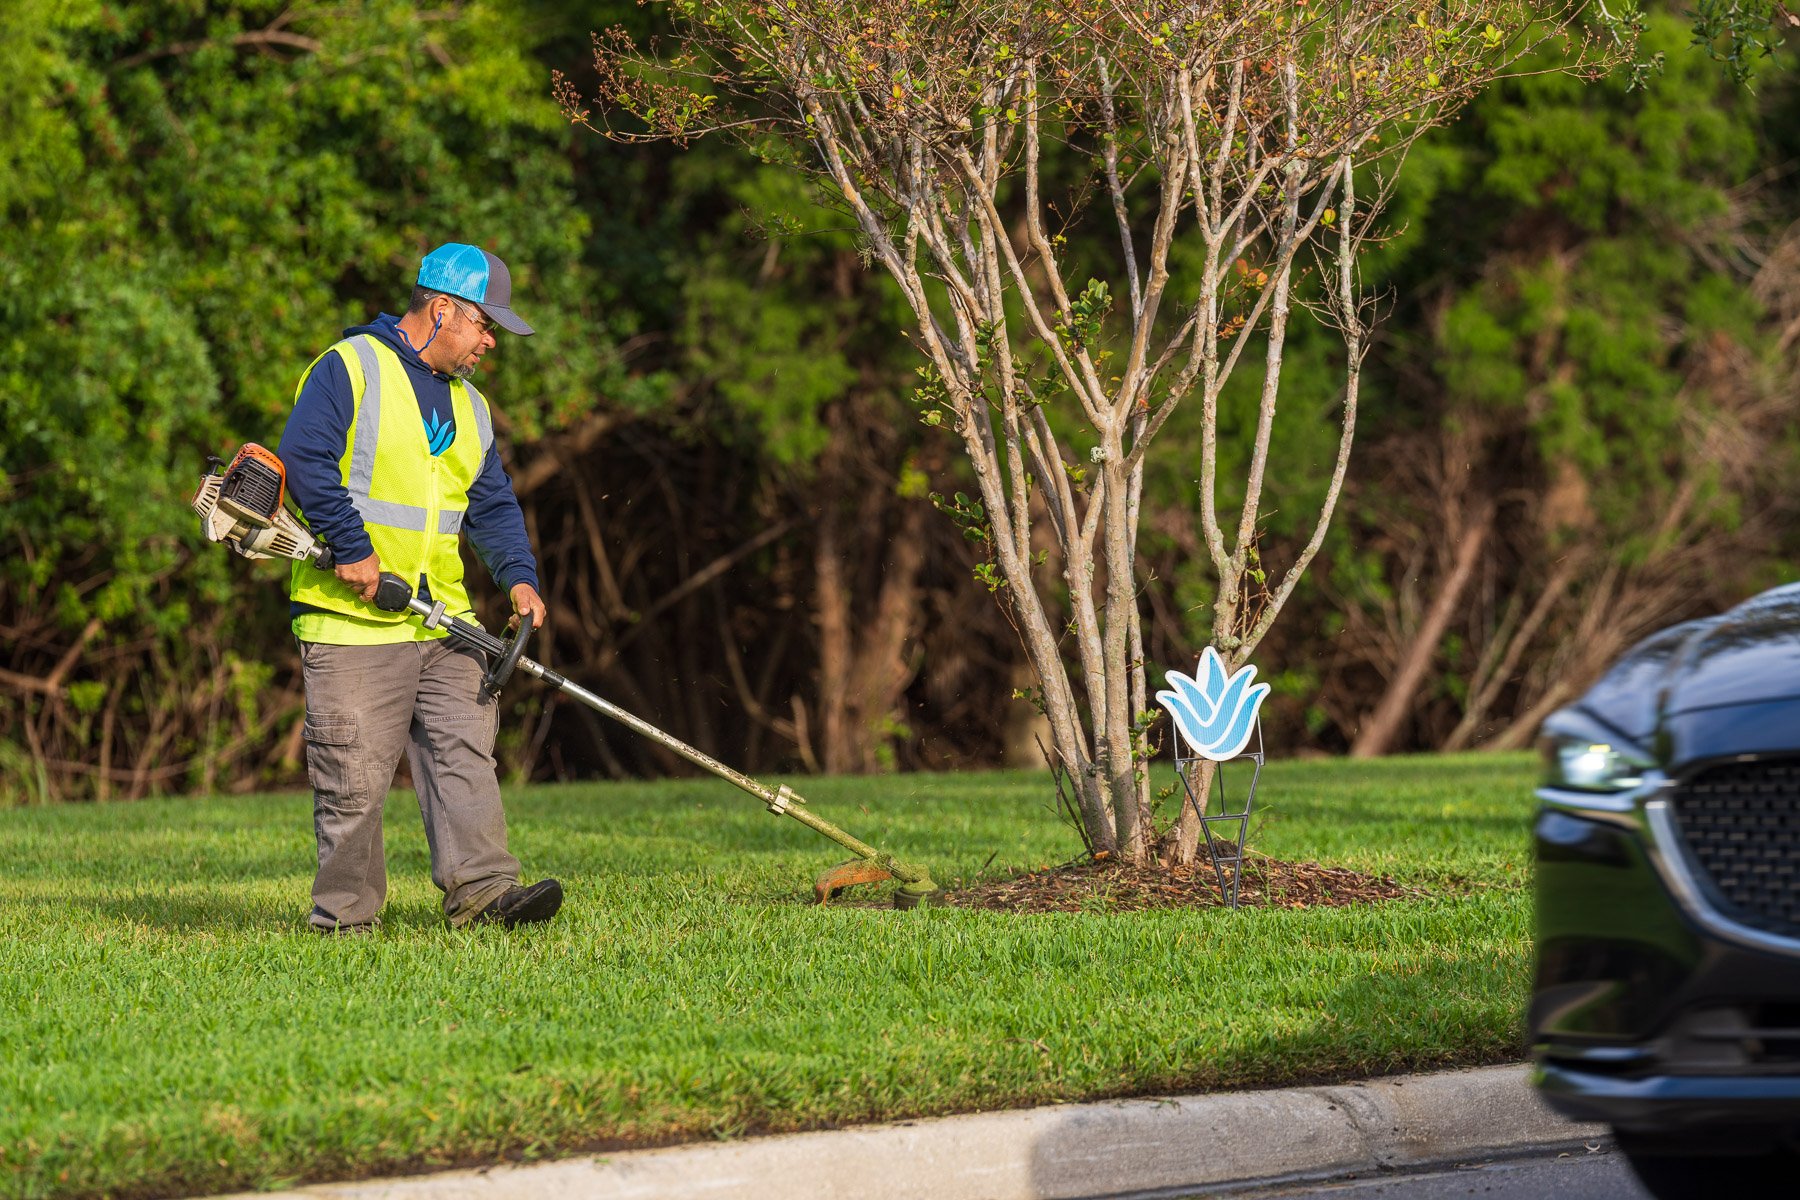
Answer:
[{"left": 1562, "top": 584, "right": 1800, "bottom": 761}]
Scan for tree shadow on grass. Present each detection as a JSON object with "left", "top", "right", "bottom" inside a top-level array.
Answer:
[
  {"left": 8, "top": 842, "right": 310, "bottom": 887},
  {"left": 67, "top": 886, "right": 440, "bottom": 936},
  {"left": 1020, "top": 949, "right": 1529, "bottom": 1196},
  {"left": 70, "top": 889, "right": 513, "bottom": 937},
  {"left": 71, "top": 889, "right": 311, "bottom": 934}
]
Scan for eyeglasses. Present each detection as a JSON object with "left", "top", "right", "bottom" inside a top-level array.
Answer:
[{"left": 447, "top": 296, "right": 494, "bottom": 337}]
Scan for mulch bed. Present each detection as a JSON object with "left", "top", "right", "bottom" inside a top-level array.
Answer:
[{"left": 935, "top": 851, "right": 1422, "bottom": 913}]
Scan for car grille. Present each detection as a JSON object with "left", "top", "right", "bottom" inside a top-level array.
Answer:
[{"left": 1672, "top": 759, "right": 1800, "bottom": 938}]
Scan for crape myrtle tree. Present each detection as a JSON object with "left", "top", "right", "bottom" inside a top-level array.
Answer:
[{"left": 558, "top": 2, "right": 1619, "bottom": 864}]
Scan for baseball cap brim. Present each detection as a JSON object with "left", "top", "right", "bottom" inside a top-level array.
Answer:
[
  {"left": 474, "top": 301, "right": 534, "bottom": 337},
  {"left": 418, "top": 243, "right": 536, "bottom": 336}
]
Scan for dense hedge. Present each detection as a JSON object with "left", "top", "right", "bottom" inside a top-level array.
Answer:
[{"left": 2, "top": 3, "right": 1796, "bottom": 801}]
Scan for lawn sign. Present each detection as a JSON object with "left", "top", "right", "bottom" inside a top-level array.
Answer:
[{"left": 1155, "top": 646, "right": 1271, "bottom": 908}]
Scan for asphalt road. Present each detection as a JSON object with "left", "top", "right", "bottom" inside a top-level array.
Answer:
[{"left": 1202, "top": 1145, "right": 1651, "bottom": 1199}]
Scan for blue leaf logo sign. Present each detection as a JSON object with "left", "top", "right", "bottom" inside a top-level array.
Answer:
[{"left": 1155, "top": 646, "right": 1270, "bottom": 762}]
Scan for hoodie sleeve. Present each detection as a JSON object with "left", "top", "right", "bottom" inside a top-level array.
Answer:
[
  {"left": 463, "top": 444, "right": 541, "bottom": 595},
  {"left": 277, "top": 352, "right": 375, "bottom": 565}
]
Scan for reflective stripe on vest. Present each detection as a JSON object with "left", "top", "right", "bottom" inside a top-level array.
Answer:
[
  {"left": 288, "top": 334, "right": 495, "bottom": 645},
  {"left": 342, "top": 336, "right": 490, "bottom": 537}
]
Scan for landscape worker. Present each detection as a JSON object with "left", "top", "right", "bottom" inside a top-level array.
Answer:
[{"left": 278, "top": 242, "right": 563, "bottom": 934}]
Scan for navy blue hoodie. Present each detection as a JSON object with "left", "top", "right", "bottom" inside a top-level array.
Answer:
[{"left": 278, "top": 315, "right": 540, "bottom": 612}]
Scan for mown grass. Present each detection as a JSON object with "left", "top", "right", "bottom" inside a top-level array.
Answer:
[{"left": 0, "top": 754, "right": 1538, "bottom": 1199}]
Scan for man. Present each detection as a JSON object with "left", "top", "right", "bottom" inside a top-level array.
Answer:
[{"left": 278, "top": 242, "right": 563, "bottom": 934}]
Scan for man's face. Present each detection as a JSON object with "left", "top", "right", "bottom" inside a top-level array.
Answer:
[{"left": 428, "top": 296, "right": 496, "bottom": 379}]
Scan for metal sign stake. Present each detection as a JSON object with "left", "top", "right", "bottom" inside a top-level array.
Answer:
[{"left": 1176, "top": 719, "right": 1264, "bottom": 909}]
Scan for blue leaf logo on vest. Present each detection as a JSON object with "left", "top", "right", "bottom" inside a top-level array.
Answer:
[{"left": 424, "top": 408, "right": 455, "bottom": 457}]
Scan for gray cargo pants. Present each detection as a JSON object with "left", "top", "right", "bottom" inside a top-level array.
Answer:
[{"left": 299, "top": 637, "right": 520, "bottom": 930}]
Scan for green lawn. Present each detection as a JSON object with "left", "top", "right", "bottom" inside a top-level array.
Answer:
[{"left": 0, "top": 755, "right": 1539, "bottom": 1200}]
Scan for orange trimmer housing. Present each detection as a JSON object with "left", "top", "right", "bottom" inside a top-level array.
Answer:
[{"left": 217, "top": 443, "right": 289, "bottom": 528}]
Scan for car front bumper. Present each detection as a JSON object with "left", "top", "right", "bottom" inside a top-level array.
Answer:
[
  {"left": 1531, "top": 789, "right": 1800, "bottom": 1134},
  {"left": 1536, "top": 1060, "right": 1800, "bottom": 1133}
]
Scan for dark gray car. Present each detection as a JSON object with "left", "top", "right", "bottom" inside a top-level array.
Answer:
[{"left": 1529, "top": 584, "right": 1800, "bottom": 1197}]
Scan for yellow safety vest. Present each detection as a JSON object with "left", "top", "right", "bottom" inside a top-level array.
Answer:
[{"left": 288, "top": 334, "right": 495, "bottom": 645}]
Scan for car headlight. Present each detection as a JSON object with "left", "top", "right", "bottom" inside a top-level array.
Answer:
[{"left": 1538, "top": 735, "right": 1653, "bottom": 793}]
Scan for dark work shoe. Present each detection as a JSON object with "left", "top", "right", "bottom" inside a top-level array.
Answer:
[
  {"left": 472, "top": 879, "right": 564, "bottom": 928},
  {"left": 314, "top": 922, "right": 376, "bottom": 937}
]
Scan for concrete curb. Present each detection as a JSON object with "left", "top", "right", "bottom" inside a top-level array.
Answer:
[{"left": 217, "top": 1064, "right": 1603, "bottom": 1200}]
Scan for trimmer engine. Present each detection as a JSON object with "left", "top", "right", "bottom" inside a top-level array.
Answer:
[{"left": 192, "top": 443, "right": 334, "bottom": 567}]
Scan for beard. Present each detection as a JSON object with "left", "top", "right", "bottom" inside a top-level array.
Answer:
[{"left": 452, "top": 360, "right": 478, "bottom": 380}]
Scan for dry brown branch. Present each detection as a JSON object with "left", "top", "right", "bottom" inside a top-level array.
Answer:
[
  {"left": 612, "top": 518, "right": 801, "bottom": 652},
  {"left": 114, "top": 28, "right": 323, "bottom": 71}
]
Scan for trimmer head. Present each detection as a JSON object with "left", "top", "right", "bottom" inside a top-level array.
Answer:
[
  {"left": 815, "top": 859, "right": 894, "bottom": 906},
  {"left": 815, "top": 858, "right": 936, "bottom": 908}
]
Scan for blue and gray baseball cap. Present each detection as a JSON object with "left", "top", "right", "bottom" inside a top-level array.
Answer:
[{"left": 417, "top": 243, "right": 534, "bottom": 336}]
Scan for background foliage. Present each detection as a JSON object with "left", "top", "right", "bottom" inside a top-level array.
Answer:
[{"left": 2, "top": 1, "right": 1797, "bottom": 803}]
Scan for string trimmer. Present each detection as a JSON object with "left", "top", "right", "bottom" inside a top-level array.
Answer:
[{"left": 192, "top": 444, "right": 937, "bottom": 908}]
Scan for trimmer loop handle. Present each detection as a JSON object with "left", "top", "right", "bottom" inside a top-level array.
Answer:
[
  {"left": 484, "top": 610, "right": 533, "bottom": 698},
  {"left": 369, "top": 570, "right": 531, "bottom": 698}
]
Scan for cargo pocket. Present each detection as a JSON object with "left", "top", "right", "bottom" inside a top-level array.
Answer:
[
  {"left": 441, "top": 646, "right": 501, "bottom": 757},
  {"left": 303, "top": 715, "right": 366, "bottom": 813}
]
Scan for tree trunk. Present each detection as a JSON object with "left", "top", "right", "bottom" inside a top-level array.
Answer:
[
  {"left": 1101, "top": 454, "right": 1149, "bottom": 860},
  {"left": 813, "top": 417, "right": 928, "bottom": 773},
  {"left": 1168, "top": 756, "right": 1219, "bottom": 866},
  {"left": 814, "top": 508, "right": 855, "bottom": 774},
  {"left": 842, "top": 499, "right": 930, "bottom": 770},
  {"left": 1350, "top": 504, "right": 1493, "bottom": 758}
]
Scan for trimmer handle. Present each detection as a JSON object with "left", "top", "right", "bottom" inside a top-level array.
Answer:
[
  {"left": 484, "top": 610, "right": 533, "bottom": 698},
  {"left": 373, "top": 572, "right": 415, "bottom": 613},
  {"left": 369, "top": 569, "right": 531, "bottom": 698}
]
